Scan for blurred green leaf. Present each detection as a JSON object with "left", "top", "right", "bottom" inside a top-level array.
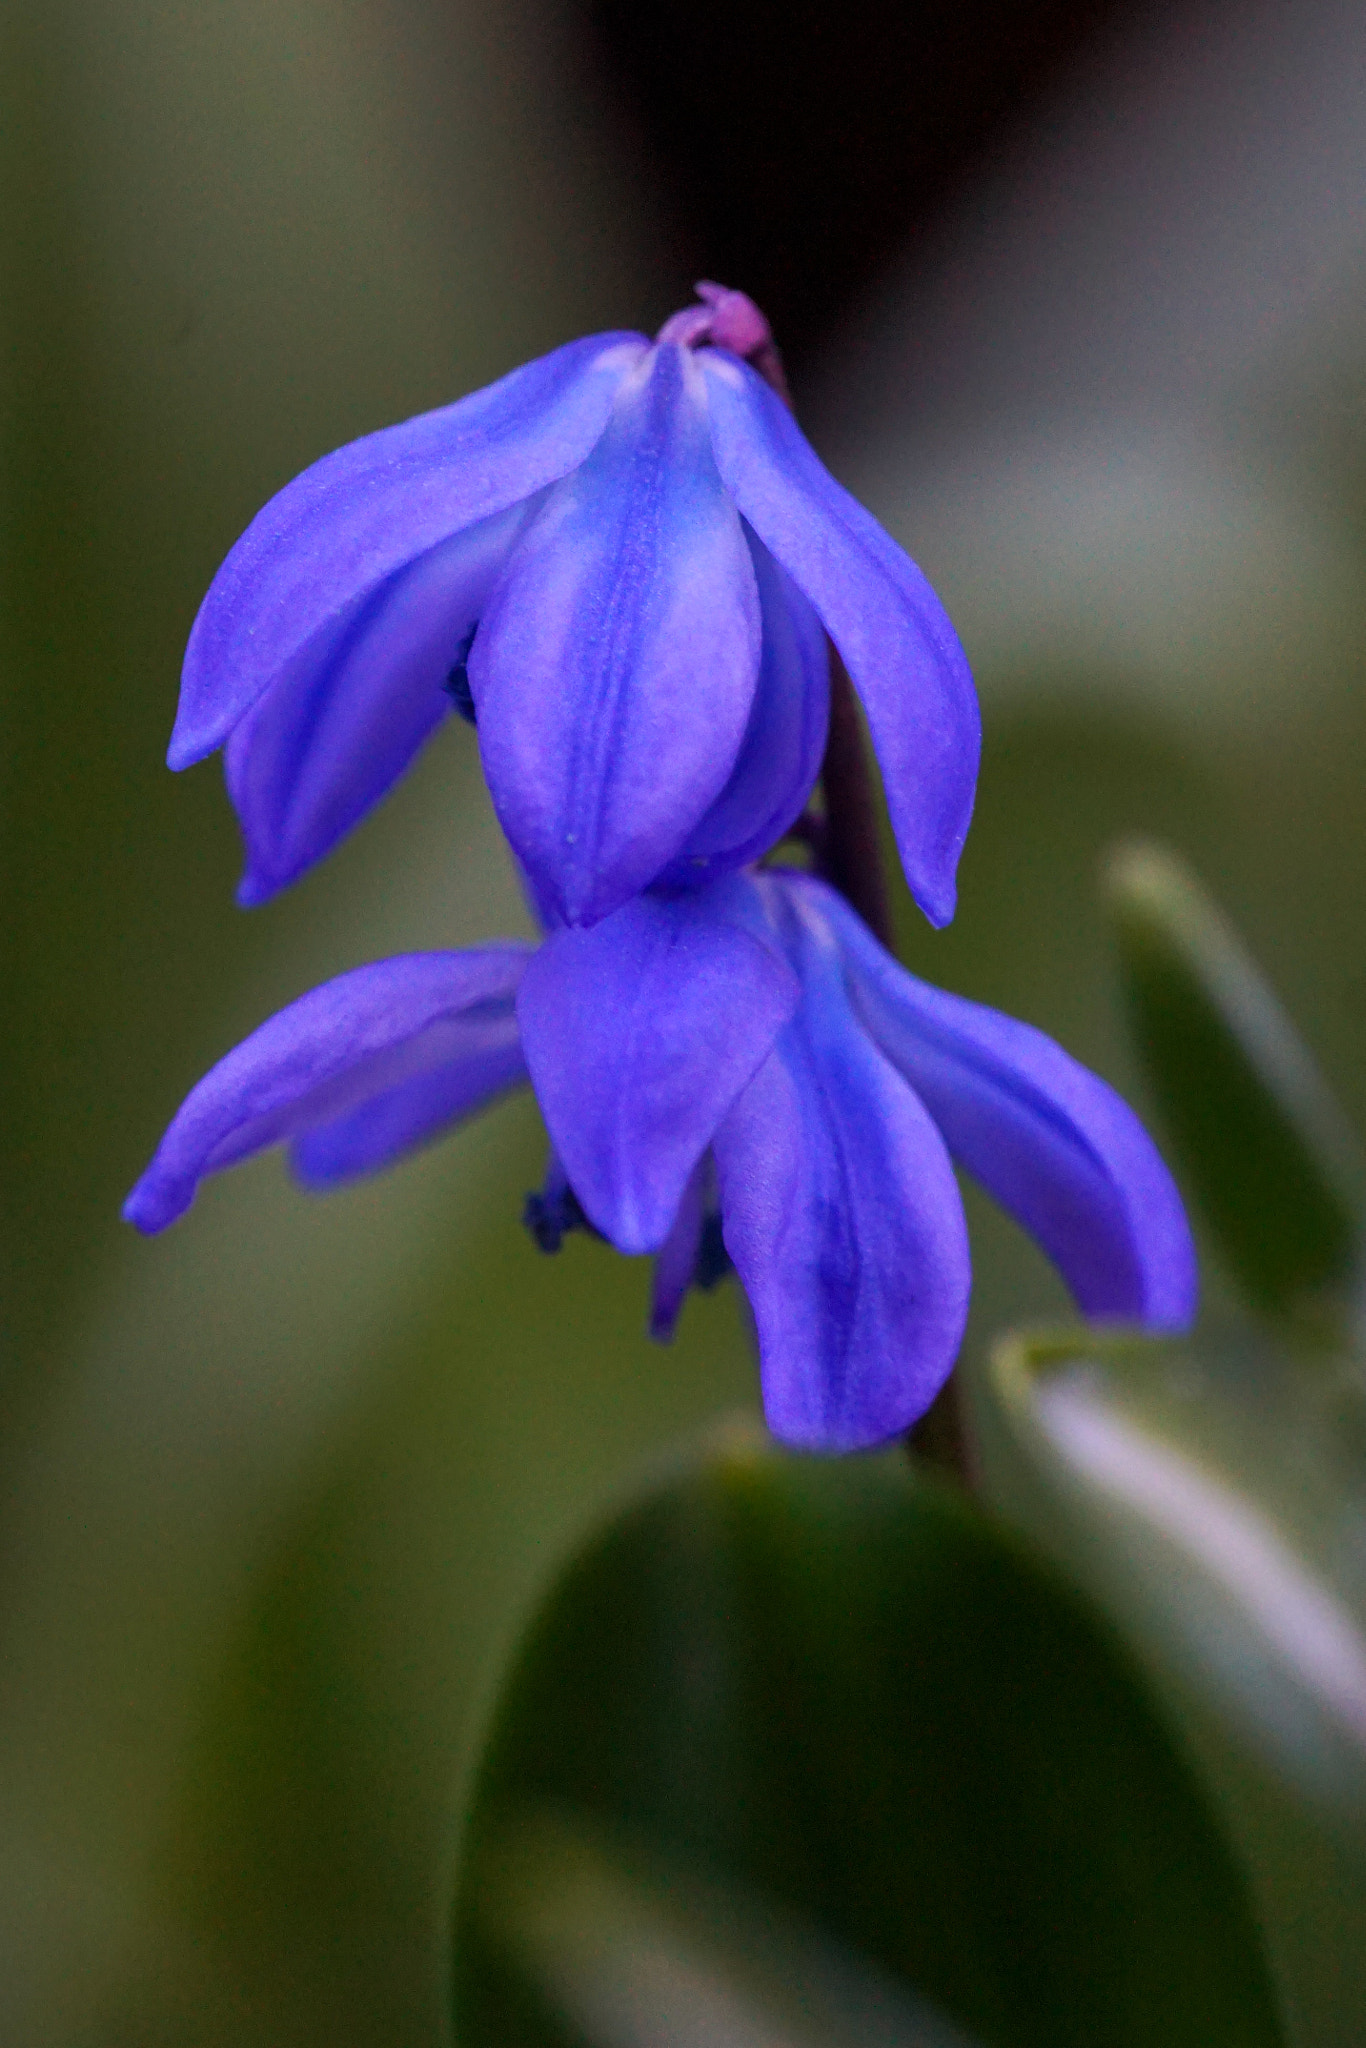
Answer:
[
  {"left": 1106, "top": 840, "right": 1364, "bottom": 1332},
  {"left": 990, "top": 1326, "right": 1366, "bottom": 1827},
  {"left": 478, "top": 1805, "right": 981, "bottom": 2048},
  {"left": 984, "top": 1324, "right": 1366, "bottom": 2048},
  {"left": 453, "top": 1423, "right": 1284, "bottom": 2048}
]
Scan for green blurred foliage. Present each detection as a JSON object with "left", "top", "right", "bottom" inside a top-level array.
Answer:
[
  {"left": 469, "top": 1807, "right": 987, "bottom": 2048},
  {"left": 454, "top": 1426, "right": 1283, "bottom": 2048},
  {"left": 973, "top": 873, "right": 1366, "bottom": 2047},
  {"left": 1107, "top": 842, "right": 1364, "bottom": 1331},
  {"left": 983, "top": 1326, "right": 1366, "bottom": 2048}
]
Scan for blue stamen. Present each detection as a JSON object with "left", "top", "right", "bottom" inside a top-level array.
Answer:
[{"left": 523, "top": 1181, "right": 592, "bottom": 1254}]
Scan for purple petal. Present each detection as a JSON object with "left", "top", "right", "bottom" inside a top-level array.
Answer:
[
  {"left": 700, "top": 352, "right": 979, "bottom": 928},
  {"left": 226, "top": 502, "right": 534, "bottom": 905},
  {"left": 171, "top": 333, "right": 646, "bottom": 767},
  {"left": 810, "top": 877, "right": 1197, "bottom": 1328},
  {"left": 290, "top": 1039, "right": 527, "bottom": 1188},
  {"left": 713, "top": 883, "right": 970, "bottom": 1452},
  {"left": 658, "top": 526, "right": 829, "bottom": 885},
  {"left": 516, "top": 883, "right": 798, "bottom": 1254},
  {"left": 472, "top": 343, "right": 762, "bottom": 928},
  {"left": 648, "top": 1158, "right": 707, "bottom": 1341},
  {"left": 123, "top": 949, "right": 531, "bottom": 1232}
]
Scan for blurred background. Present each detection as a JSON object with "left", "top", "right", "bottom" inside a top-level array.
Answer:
[{"left": 5, "top": 0, "right": 1366, "bottom": 2038}]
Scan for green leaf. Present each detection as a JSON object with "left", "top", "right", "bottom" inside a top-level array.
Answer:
[
  {"left": 1105, "top": 840, "right": 1364, "bottom": 1331},
  {"left": 476, "top": 1805, "right": 982, "bottom": 2048},
  {"left": 453, "top": 1423, "right": 1284, "bottom": 2048},
  {"left": 989, "top": 1326, "right": 1366, "bottom": 1826},
  {"left": 984, "top": 1324, "right": 1366, "bottom": 2048}
]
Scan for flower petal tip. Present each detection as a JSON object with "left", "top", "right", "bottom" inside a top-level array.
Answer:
[
  {"left": 605, "top": 1213, "right": 663, "bottom": 1259},
  {"left": 1141, "top": 1225, "right": 1200, "bottom": 1335},
  {"left": 166, "top": 723, "right": 211, "bottom": 774},
  {"left": 504, "top": 828, "right": 687, "bottom": 938},
  {"left": 234, "top": 868, "right": 278, "bottom": 911},
  {"left": 762, "top": 1413, "right": 911, "bottom": 1458},
  {"left": 918, "top": 874, "right": 958, "bottom": 931},
  {"left": 122, "top": 1177, "right": 184, "bottom": 1234},
  {"left": 544, "top": 874, "right": 607, "bottom": 934}
]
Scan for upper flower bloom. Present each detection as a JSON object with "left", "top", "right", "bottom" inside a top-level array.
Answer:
[
  {"left": 124, "top": 870, "right": 1195, "bottom": 1453},
  {"left": 168, "top": 285, "right": 978, "bottom": 930}
]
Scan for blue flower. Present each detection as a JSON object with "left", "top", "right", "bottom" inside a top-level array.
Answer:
[
  {"left": 124, "top": 871, "right": 1195, "bottom": 1452},
  {"left": 168, "top": 286, "right": 978, "bottom": 931}
]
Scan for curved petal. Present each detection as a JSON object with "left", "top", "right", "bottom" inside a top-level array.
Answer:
[
  {"left": 648, "top": 1157, "right": 707, "bottom": 1341},
  {"left": 290, "top": 1038, "right": 527, "bottom": 1188},
  {"left": 713, "top": 885, "right": 970, "bottom": 1453},
  {"left": 172, "top": 333, "right": 646, "bottom": 766},
  {"left": 809, "top": 877, "right": 1197, "bottom": 1328},
  {"left": 700, "top": 351, "right": 979, "bottom": 928},
  {"left": 516, "top": 883, "right": 798, "bottom": 1254},
  {"left": 472, "top": 343, "right": 762, "bottom": 928},
  {"left": 658, "top": 524, "right": 829, "bottom": 885},
  {"left": 225, "top": 502, "right": 535, "bottom": 904},
  {"left": 123, "top": 948, "right": 531, "bottom": 1232}
]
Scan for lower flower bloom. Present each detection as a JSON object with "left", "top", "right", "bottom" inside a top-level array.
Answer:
[{"left": 124, "top": 872, "right": 1196, "bottom": 1452}]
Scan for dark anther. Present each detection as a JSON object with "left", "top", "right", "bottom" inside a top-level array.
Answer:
[
  {"left": 522, "top": 1182, "right": 592, "bottom": 1255},
  {"left": 693, "top": 1211, "right": 732, "bottom": 1291},
  {"left": 444, "top": 624, "right": 479, "bottom": 724}
]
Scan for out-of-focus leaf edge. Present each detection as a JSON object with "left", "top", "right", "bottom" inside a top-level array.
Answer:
[{"left": 1106, "top": 840, "right": 1364, "bottom": 1334}]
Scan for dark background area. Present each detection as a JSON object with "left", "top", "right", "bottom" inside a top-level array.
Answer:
[{"left": 590, "top": 0, "right": 1138, "bottom": 362}]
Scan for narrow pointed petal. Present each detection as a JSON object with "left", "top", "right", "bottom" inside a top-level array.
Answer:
[
  {"left": 659, "top": 526, "right": 829, "bottom": 885},
  {"left": 123, "top": 949, "right": 530, "bottom": 1232},
  {"left": 649, "top": 1159, "right": 707, "bottom": 1341},
  {"left": 227, "top": 502, "right": 534, "bottom": 904},
  {"left": 171, "top": 333, "right": 646, "bottom": 767},
  {"left": 473, "top": 344, "right": 762, "bottom": 927},
  {"left": 713, "top": 891, "right": 970, "bottom": 1453},
  {"left": 700, "top": 352, "right": 979, "bottom": 927},
  {"left": 812, "top": 878, "right": 1197, "bottom": 1328},
  {"left": 516, "top": 885, "right": 798, "bottom": 1254}
]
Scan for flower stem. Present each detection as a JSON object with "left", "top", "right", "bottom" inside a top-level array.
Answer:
[
  {"left": 818, "top": 649, "right": 974, "bottom": 1488},
  {"left": 818, "top": 647, "right": 894, "bottom": 951},
  {"left": 738, "top": 330, "right": 973, "bottom": 1490}
]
